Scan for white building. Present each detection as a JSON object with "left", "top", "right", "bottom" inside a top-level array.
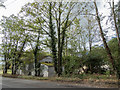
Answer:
[
  {"left": 17, "top": 56, "right": 55, "bottom": 77},
  {"left": 40, "top": 64, "right": 55, "bottom": 77}
]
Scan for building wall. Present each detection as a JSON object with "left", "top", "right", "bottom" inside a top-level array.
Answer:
[
  {"left": 17, "top": 63, "right": 55, "bottom": 77},
  {"left": 48, "top": 67, "right": 55, "bottom": 77},
  {"left": 40, "top": 64, "right": 48, "bottom": 77}
]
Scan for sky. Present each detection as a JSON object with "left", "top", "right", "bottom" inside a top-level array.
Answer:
[
  {"left": 0, "top": 0, "right": 33, "bottom": 17},
  {"left": 0, "top": 0, "right": 118, "bottom": 47},
  {"left": 0, "top": 0, "right": 34, "bottom": 44}
]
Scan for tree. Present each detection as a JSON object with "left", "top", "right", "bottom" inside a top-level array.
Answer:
[
  {"left": 84, "top": 16, "right": 99, "bottom": 52},
  {"left": 1, "top": 15, "right": 28, "bottom": 75},
  {"left": 24, "top": 19, "right": 42, "bottom": 76},
  {"left": 30, "top": 30, "right": 41, "bottom": 76},
  {"left": 1, "top": 27, "right": 9, "bottom": 74},
  {"left": 108, "top": 0, "right": 120, "bottom": 87},
  {"left": 112, "top": 0, "right": 120, "bottom": 49},
  {"left": 108, "top": 38, "right": 119, "bottom": 57},
  {"left": 52, "top": 2, "right": 88, "bottom": 76},
  {"left": 20, "top": 1, "right": 89, "bottom": 76},
  {"left": 94, "top": 1, "right": 120, "bottom": 87},
  {"left": 20, "top": 2, "right": 45, "bottom": 76},
  {"left": 48, "top": 2, "right": 58, "bottom": 73},
  {"left": 0, "top": 1, "right": 5, "bottom": 8},
  {"left": 112, "top": 1, "right": 120, "bottom": 86}
]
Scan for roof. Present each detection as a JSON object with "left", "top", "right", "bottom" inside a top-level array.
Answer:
[{"left": 40, "top": 56, "right": 53, "bottom": 63}]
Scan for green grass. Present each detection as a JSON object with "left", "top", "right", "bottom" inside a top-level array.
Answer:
[
  {"left": 0, "top": 70, "right": 3, "bottom": 75},
  {"left": 3, "top": 74, "right": 49, "bottom": 80},
  {"left": 18, "top": 75, "right": 49, "bottom": 80},
  {"left": 0, "top": 69, "right": 12, "bottom": 75},
  {"left": 7, "top": 69, "right": 12, "bottom": 74},
  {"left": 0, "top": 65, "right": 2, "bottom": 69}
]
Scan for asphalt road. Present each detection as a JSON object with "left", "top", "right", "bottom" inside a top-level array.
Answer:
[{"left": 1, "top": 76, "right": 90, "bottom": 88}]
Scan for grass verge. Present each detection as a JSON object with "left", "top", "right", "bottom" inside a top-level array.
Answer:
[{"left": 2, "top": 74, "right": 118, "bottom": 88}]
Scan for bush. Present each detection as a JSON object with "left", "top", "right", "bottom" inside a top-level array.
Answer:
[
  {"left": 63, "top": 56, "right": 82, "bottom": 76},
  {"left": 83, "top": 50, "right": 107, "bottom": 74}
]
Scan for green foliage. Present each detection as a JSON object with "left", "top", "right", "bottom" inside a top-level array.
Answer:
[
  {"left": 108, "top": 38, "right": 120, "bottom": 71},
  {"left": 63, "top": 56, "right": 81, "bottom": 76},
  {"left": 20, "top": 50, "right": 34, "bottom": 64},
  {"left": 62, "top": 46, "right": 111, "bottom": 76},
  {"left": 108, "top": 38, "right": 119, "bottom": 58},
  {"left": 20, "top": 50, "right": 48, "bottom": 65},
  {"left": 84, "top": 52, "right": 104, "bottom": 74},
  {"left": 83, "top": 47, "right": 108, "bottom": 74}
]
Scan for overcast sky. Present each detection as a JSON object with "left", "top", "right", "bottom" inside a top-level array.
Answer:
[
  {"left": 0, "top": 0, "right": 34, "bottom": 44},
  {"left": 0, "top": 0, "right": 33, "bottom": 17},
  {"left": 0, "top": 0, "right": 118, "bottom": 46}
]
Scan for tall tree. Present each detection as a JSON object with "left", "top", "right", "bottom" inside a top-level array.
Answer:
[
  {"left": 48, "top": 2, "right": 58, "bottom": 73},
  {"left": 1, "top": 15, "right": 28, "bottom": 75},
  {"left": 30, "top": 31, "right": 41, "bottom": 76},
  {"left": 112, "top": 0, "right": 120, "bottom": 49},
  {"left": 94, "top": 1, "right": 120, "bottom": 87},
  {"left": 94, "top": 1, "right": 115, "bottom": 71},
  {"left": 20, "top": 1, "right": 90, "bottom": 76},
  {"left": 52, "top": 2, "right": 88, "bottom": 76},
  {"left": 112, "top": 0, "right": 120, "bottom": 87},
  {"left": 85, "top": 16, "right": 98, "bottom": 52}
]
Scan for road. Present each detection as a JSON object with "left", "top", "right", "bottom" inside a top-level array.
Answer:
[
  {"left": 0, "top": 76, "right": 117, "bottom": 89},
  {"left": 1, "top": 76, "right": 91, "bottom": 88}
]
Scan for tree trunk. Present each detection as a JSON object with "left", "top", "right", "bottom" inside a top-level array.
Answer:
[
  {"left": 34, "top": 31, "right": 40, "bottom": 76},
  {"left": 58, "top": 2, "right": 62, "bottom": 77},
  {"left": 59, "top": 28, "right": 67, "bottom": 76},
  {"left": 112, "top": 0, "right": 120, "bottom": 87},
  {"left": 49, "top": 2, "right": 58, "bottom": 74},
  {"left": 112, "top": 0, "right": 120, "bottom": 49},
  {"left": 88, "top": 30, "right": 92, "bottom": 52},
  {"left": 34, "top": 52, "right": 38, "bottom": 76},
  {"left": 14, "top": 59, "right": 18, "bottom": 75},
  {"left": 118, "top": 1, "right": 120, "bottom": 88},
  {"left": 88, "top": 18, "right": 92, "bottom": 52},
  {"left": 65, "top": 36, "right": 68, "bottom": 56},
  {"left": 89, "top": 36, "right": 92, "bottom": 52},
  {"left": 37, "top": 62, "right": 41, "bottom": 76},
  {"left": 3, "top": 54, "right": 7, "bottom": 74},
  {"left": 12, "top": 35, "right": 28, "bottom": 75},
  {"left": 94, "top": 1, "right": 116, "bottom": 72},
  {"left": 89, "top": 43, "right": 92, "bottom": 52},
  {"left": 12, "top": 59, "right": 15, "bottom": 75}
]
